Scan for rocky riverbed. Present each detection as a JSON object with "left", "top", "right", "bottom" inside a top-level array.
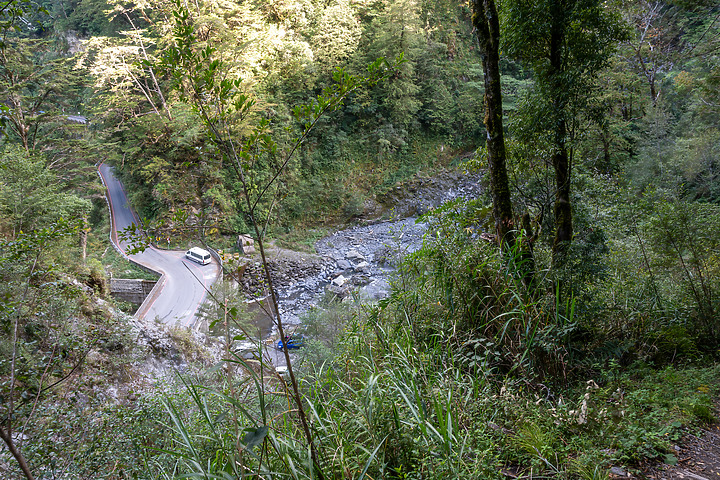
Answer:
[
  {"left": 276, "top": 217, "right": 424, "bottom": 321},
  {"left": 269, "top": 168, "right": 484, "bottom": 331}
]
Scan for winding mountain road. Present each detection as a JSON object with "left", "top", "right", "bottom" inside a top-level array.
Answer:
[{"left": 99, "top": 164, "right": 221, "bottom": 327}]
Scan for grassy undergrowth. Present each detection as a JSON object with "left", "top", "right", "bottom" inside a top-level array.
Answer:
[
  {"left": 101, "top": 245, "right": 159, "bottom": 280},
  {"left": 7, "top": 193, "right": 718, "bottom": 479},
  {"left": 148, "top": 195, "right": 720, "bottom": 479},
  {"left": 295, "top": 300, "right": 719, "bottom": 479},
  {"left": 272, "top": 227, "right": 331, "bottom": 254},
  {"left": 139, "top": 297, "right": 718, "bottom": 480}
]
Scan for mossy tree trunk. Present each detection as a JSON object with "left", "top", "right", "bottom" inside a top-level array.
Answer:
[
  {"left": 471, "top": 0, "right": 515, "bottom": 249},
  {"left": 549, "top": 12, "right": 573, "bottom": 263},
  {"left": 551, "top": 129, "right": 572, "bottom": 261},
  {"left": 503, "top": 0, "right": 625, "bottom": 266}
]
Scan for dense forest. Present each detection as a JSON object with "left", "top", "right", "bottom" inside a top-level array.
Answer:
[{"left": 1, "top": 0, "right": 720, "bottom": 478}]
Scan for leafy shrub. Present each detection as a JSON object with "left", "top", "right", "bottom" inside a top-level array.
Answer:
[
  {"left": 382, "top": 198, "right": 579, "bottom": 383},
  {"left": 645, "top": 200, "right": 720, "bottom": 343}
]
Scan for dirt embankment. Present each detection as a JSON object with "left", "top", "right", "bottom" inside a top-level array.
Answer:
[{"left": 642, "top": 421, "right": 720, "bottom": 480}]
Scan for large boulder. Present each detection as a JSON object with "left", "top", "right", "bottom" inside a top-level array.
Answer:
[{"left": 237, "top": 235, "right": 256, "bottom": 255}]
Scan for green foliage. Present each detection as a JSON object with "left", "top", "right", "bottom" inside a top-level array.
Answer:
[
  {"left": 152, "top": 0, "right": 400, "bottom": 250},
  {"left": 0, "top": 146, "right": 91, "bottom": 237},
  {"left": 644, "top": 200, "right": 720, "bottom": 341},
  {"left": 579, "top": 190, "right": 720, "bottom": 360},
  {"left": 59, "top": 0, "right": 128, "bottom": 36},
  {"left": 0, "top": 36, "right": 84, "bottom": 151},
  {"left": 502, "top": 0, "right": 627, "bottom": 84},
  {"left": 6, "top": 386, "right": 185, "bottom": 478},
  {"left": 294, "top": 295, "right": 358, "bottom": 366},
  {"left": 0, "top": 0, "right": 719, "bottom": 477},
  {"left": 157, "top": 310, "right": 503, "bottom": 479},
  {"left": 72, "top": 0, "right": 491, "bottom": 231},
  {"left": 155, "top": 267, "right": 720, "bottom": 479},
  {"left": 386, "top": 199, "right": 580, "bottom": 382},
  {"left": 312, "top": 0, "right": 362, "bottom": 75}
]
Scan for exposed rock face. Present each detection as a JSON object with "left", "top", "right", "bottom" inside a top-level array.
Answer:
[
  {"left": 238, "top": 235, "right": 256, "bottom": 254},
  {"left": 64, "top": 30, "right": 86, "bottom": 54},
  {"left": 129, "top": 314, "right": 177, "bottom": 356}
]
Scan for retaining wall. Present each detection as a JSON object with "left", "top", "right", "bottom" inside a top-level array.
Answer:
[{"left": 110, "top": 278, "right": 158, "bottom": 306}]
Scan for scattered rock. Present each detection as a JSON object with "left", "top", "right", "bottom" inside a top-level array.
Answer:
[
  {"left": 351, "top": 274, "right": 371, "bottom": 286},
  {"left": 354, "top": 261, "right": 371, "bottom": 273},
  {"left": 374, "top": 245, "right": 395, "bottom": 266},
  {"left": 266, "top": 168, "right": 483, "bottom": 334},
  {"left": 487, "top": 421, "right": 514, "bottom": 436},
  {"left": 375, "top": 168, "right": 483, "bottom": 219},
  {"left": 129, "top": 316, "right": 176, "bottom": 356},
  {"left": 642, "top": 417, "right": 720, "bottom": 480},
  {"left": 346, "top": 249, "right": 364, "bottom": 261},
  {"left": 237, "top": 253, "right": 326, "bottom": 298},
  {"left": 327, "top": 283, "right": 351, "bottom": 298},
  {"left": 362, "top": 197, "right": 383, "bottom": 217},
  {"left": 237, "top": 234, "right": 255, "bottom": 254},
  {"left": 102, "top": 339, "right": 125, "bottom": 352},
  {"left": 85, "top": 350, "right": 108, "bottom": 367},
  {"left": 336, "top": 259, "right": 352, "bottom": 271},
  {"left": 610, "top": 466, "right": 629, "bottom": 478}
]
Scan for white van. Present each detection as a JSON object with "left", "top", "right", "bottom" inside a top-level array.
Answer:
[{"left": 185, "top": 247, "right": 212, "bottom": 265}]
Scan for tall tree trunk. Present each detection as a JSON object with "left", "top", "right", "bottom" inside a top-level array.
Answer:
[
  {"left": 551, "top": 132, "right": 572, "bottom": 260},
  {"left": 472, "top": 0, "right": 515, "bottom": 248},
  {"left": 549, "top": 8, "right": 573, "bottom": 263}
]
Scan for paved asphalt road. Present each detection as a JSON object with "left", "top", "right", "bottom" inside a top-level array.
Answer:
[{"left": 99, "top": 164, "right": 221, "bottom": 327}]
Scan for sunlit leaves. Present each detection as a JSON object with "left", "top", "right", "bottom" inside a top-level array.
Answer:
[
  {"left": 160, "top": 0, "right": 400, "bottom": 235},
  {"left": 293, "top": 56, "right": 397, "bottom": 130},
  {"left": 0, "top": 37, "right": 80, "bottom": 151},
  {"left": 312, "top": 0, "right": 362, "bottom": 72}
]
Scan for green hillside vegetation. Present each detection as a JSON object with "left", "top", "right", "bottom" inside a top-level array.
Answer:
[{"left": 1, "top": 0, "right": 720, "bottom": 478}]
